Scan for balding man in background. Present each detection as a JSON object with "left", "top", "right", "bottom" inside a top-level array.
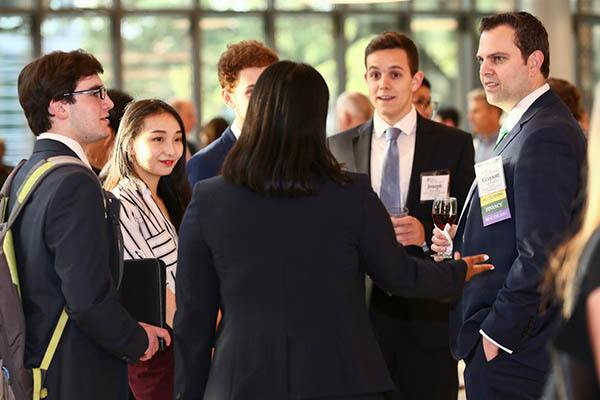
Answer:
[
  {"left": 467, "top": 88, "right": 502, "bottom": 163},
  {"left": 336, "top": 91, "right": 374, "bottom": 132},
  {"left": 171, "top": 98, "right": 199, "bottom": 158}
]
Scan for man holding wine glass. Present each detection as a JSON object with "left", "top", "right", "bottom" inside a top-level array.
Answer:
[
  {"left": 328, "top": 32, "right": 475, "bottom": 400},
  {"left": 432, "top": 196, "right": 458, "bottom": 259},
  {"left": 431, "top": 12, "right": 587, "bottom": 400}
]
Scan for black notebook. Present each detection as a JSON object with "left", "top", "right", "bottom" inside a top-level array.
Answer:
[{"left": 120, "top": 258, "right": 167, "bottom": 329}]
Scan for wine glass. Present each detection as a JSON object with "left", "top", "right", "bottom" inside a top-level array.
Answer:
[{"left": 431, "top": 196, "right": 457, "bottom": 259}]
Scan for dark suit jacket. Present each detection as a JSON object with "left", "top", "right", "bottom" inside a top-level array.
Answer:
[
  {"left": 186, "top": 126, "right": 236, "bottom": 189},
  {"left": 327, "top": 114, "right": 475, "bottom": 348},
  {"left": 173, "top": 173, "right": 468, "bottom": 399},
  {"left": 451, "top": 89, "right": 587, "bottom": 373},
  {"left": 9, "top": 139, "right": 147, "bottom": 400}
]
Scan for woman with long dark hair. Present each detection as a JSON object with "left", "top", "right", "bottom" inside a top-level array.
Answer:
[
  {"left": 105, "top": 99, "right": 190, "bottom": 400},
  {"left": 543, "top": 84, "right": 600, "bottom": 399},
  {"left": 173, "top": 61, "right": 491, "bottom": 400}
]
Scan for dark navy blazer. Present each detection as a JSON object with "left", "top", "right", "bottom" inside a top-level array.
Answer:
[
  {"left": 451, "top": 89, "right": 587, "bottom": 373},
  {"left": 186, "top": 126, "right": 236, "bottom": 189},
  {"left": 9, "top": 139, "right": 147, "bottom": 400},
  {"left": 173, "top": 173, "right": 469, "bottom": 399}
]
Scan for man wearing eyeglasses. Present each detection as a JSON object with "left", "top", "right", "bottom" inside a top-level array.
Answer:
[
  {"left": 412, "top": 77, "right": 438, "bottom": 119},
  {"left": 11, "top": 49, "right": 169, "bottom": 400},
  {"left": 328, "top": 32, "right": 475, "bottom": 400}
]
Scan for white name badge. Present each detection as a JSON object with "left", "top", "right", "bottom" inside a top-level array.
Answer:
[
  {"left": 420, "top": 173, "right": 450, "bottom": 202},
  {"left": 474, "top": 156, "right": 506, "bottom": 197},
  {"left": 475, "top": 156, "right": 511, "bottom": 226}
]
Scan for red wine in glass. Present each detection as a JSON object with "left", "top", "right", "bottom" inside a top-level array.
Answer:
[
  {"left": 433, "top": 213, "right": 456, "bottom": 230},
  {"left": 431, "top": 197, "right": 457, "bottom": 258}
]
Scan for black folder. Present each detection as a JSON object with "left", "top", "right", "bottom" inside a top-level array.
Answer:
[{"left": 120, "top": 258, "right": 167, "bottom": 329}]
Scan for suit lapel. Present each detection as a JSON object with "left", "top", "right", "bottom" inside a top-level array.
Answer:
[
  {"left": 458, "top": 90, "right": 560, "bottom": 240},
  {"left": 352, "top": 119, "right": 373, "bottom": 175},
  {"left": 457, "top": 179, "right": 477, "bottom": 226},
  {"left": 222, "top": 126, "right": 237, "bottom": 154},
  {"left": 405, "top": 115, "right": 433, "bottom": 210},
  {"left": 492, "top": 89, "right": 558, "bottom": 156}
]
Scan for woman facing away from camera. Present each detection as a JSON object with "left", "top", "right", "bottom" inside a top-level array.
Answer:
[
  {"left": 104, "top": 99, "right": 190, "bottom": 400},
  {"left": 173, "top": 61, "right": 493, "bottom": 400},
  {"left": 543, "top": 83, "right": 600, "bottom": 399}
]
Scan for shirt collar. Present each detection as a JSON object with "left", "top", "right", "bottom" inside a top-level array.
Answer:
[
  {"left": 373, "top": 106, "right": 417, "bottom": 138},
  {"left": 120, "top": 176, "right": 151, "bottom": 196},
  {"left": 504, "top": 83, "right": 550, "bottom": 132},
  {"left": 37, "top": 132, "right": 92, "bottom": 170},
  {"left": 230, "top": 121, "right": 242, "bottom": 139}
]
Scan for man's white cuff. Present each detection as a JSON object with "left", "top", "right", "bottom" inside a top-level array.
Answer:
[{"left": 479, "top": 329, "right": 513, "bottom": 354}]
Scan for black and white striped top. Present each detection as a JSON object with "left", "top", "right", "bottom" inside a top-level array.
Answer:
[{"left": 112, "top": 178, "right": 178, "bottom": 293}]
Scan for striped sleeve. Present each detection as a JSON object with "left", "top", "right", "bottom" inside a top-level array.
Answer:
[{"left": 118, "top": 192, "right": 155, "bottom": 261}]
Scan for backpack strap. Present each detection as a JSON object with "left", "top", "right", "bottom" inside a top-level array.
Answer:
[
  {"left": 0, "top": 160, "right": 27, "bottom": 223},
  {"left": 46, "top": 156, "right": 125, "bottom": 289},
  {"left": 3, "top": 156, "right": 100, "bottom": 400},
  {"left": 32, "top": 309, "right": 68, "bottom": 400},
  {"left": 7, "top": 156, "right": 95, "bottom": 229},
  {"left": 3, "top": 158, "right": 90, "bottom": 303}
]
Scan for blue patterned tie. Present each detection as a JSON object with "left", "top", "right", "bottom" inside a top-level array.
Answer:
[{"left": 380, "top": 127, "right": 402, "bottom": 209}]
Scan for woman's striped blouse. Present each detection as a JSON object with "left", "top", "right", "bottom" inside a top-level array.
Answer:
[{"left": 112, "top": 177, "right": 178, "bottom": 293}]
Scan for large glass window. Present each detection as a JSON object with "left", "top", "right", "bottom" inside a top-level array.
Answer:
[
  {"left": 275, "top": 15, "right": 337, "bottom": 132},
  {"left": 344, "top": 14, "right": 398, "bottom": 94},
  {"left": 275, "top": 0, "right": 332, "bottom": 11},
  {"left": 122, "top": 15, "right": 192, "bottom": 100},
  {"left": 412, "top": 0, "right": 463, "bottom": 11},
  {"left": 1, "top": 0, "right": 599, "bottom": 161},
  {"left": 411, "top": 16, "right": 460, "bottom": 113},
  {"left": 41, "top": 16, "right": 114, "bottom": 86},
  {"left": 345, "top": 2, "right": 409, "bottom": 11},
  {"left": 0, "top": 15, "right": 33, "bottom": 165},
  {"left": 200, "top": 0, "right": 266, "bottom": 11},
  {"left": 475, "top": 0, "right": 516, "bottom": 12},
  {"left": 122, "top": 0, "right": 192, "bottom": 9},
  {"left": 46, "top": 0, "right": 112, "bottom": 8},
  {"left": 2, "top": 0, "right": 35, "bottom": 7}
]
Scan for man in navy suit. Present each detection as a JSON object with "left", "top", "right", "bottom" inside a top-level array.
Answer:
[
  {"left": 328, "top": 32, "right": 475, "bottom": 400},
  {"left": 432, "top": 12, "right": 587, "bottom": 399},
  {"left": 187, "top": 40, "right": 277, "bottom": 187},
  {"left": 13, "top": 50, "right": 169, "bottom": 399}
]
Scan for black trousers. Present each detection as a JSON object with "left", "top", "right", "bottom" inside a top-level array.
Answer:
[
  {"left": 309, "top": 395, "right": 384, "bottom": 400},
  {"left": 370, "top": 305, "right": 458, "bottom": 400}
]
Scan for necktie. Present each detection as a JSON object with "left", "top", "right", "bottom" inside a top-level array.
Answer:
[
  {"left": 493, "top": 123, "right": 509, "bottom": 151},
  {"left": 380, "top": 127, "right": 402, "bottom": 209}
]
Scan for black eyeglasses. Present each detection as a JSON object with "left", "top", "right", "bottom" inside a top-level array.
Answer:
[
  {"left": 414, "top": 98, "right": 439, "bottom": 111},
  {"left": 63, "top": 86, "right": 107, "bottom": 100}
]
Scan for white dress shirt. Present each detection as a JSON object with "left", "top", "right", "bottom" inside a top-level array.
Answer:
[
  {"left": 112, "top": 177, "right": 179, "bottom": 294},
  {"left": 370, "top": 107, "right": 417, "bottom": 208},
  {"left": 479, "top": 82, "right": 550, "bottom": 355},
  {"left": 37, "top": 132, "right": 92, "bottom": 170},
  {"left": 231, "top": 121, "right": 242, "bottom": 140},
  {"left": 502, "top": 83, "right": 550, "bottom": 133}
]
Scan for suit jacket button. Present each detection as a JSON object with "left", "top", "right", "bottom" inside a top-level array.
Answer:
[{"left": 176, "top": 393, "right": 182, "bottom": 399}]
